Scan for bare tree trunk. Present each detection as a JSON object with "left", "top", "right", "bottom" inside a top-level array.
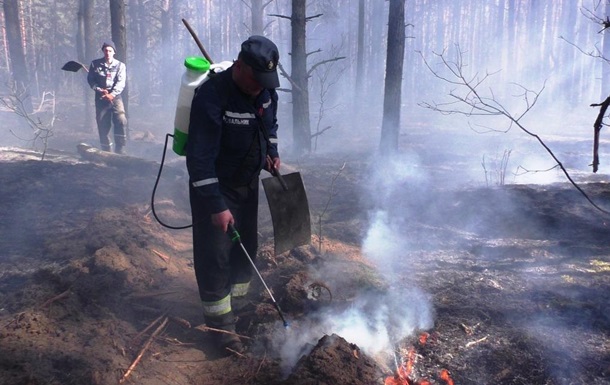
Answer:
[
  {"left": 355, "top": 0, "right": 364, "bottom": 99},
  {"left": 379, "top": 0, "right": 405, "bottom": 154},
  {"left": 3, "top": 0, "right": 33, "bottom": 112},
  {"left": 130, "top": 0, "right": 151, "bottom": 107},
  {"left": 602, "top": 1, "right": 610, "bottom": 99},
  {"left": 251, "top": 0, "right": 264, "bottom": 35},
  {"left": 110, "top": 0, "right": 128, "bottom": 134},
  {"left": 83, "top": 0, "right": 95, "bottom": 63},
  {"left": 161, "top": 0, "right": 174, "bottom": 98},
  {"left": 77, "top": 0, "right": 94, "bottom": 131},
  {"left": 291, "top": 0, "right": 311, "bottom": 155}
]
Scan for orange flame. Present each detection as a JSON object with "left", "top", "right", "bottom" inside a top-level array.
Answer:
[
  {"left": 384, "top": 347, "right": 416, "bottom": 385},
  {"left": 418, "top": 332, "right": 429, "bottom": 345},
  {"left": 440, "top": 369, "right": 454, "bottom": 385},
  {"left": 384, "top": 332, "right": 433, "bottom": 385}
]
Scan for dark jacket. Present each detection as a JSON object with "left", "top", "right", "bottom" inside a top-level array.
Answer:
[{"left": 186, "top": 66, "right": 279, "bottom": 214}]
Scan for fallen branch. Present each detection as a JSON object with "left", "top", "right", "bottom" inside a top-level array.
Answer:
[
  {"left": 151, "top": 249, "right": 170, "bottom": 262},
  {"left": 3, "top": 312, "right": 25, "bottom": 328},
  {"left": 254, "top": 350, "right": 268, "bottom": 376},
  {"left": 128, "top": 291, "right": 179, "bottom": 299},
  {"left": 40, "top": 289, "right": 70, "bottom": 308},
  {"left": 226, "top": 346, "right": 247, "bottom": 358},
  {"left": 465, "top": 335, "right": 488, "bottom": 348},
  {"left": 194, "top": 324, "right": 252, "bottom": 340},
  {"left": 169, "top": 316, "right": 191, "bottom": 329},
  {"left": 120, "top": 316, "right": 168, "bottom": 384},
  {"left": 459, "top": 322, "right": 480, "bottom": 335},
  {"left": 129, "top": 311, "right": 168, "bottom": 348}
]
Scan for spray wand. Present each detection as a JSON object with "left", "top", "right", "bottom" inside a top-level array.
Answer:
[{"left": 228, "top": 223, "right": 290, "bottom": 328}]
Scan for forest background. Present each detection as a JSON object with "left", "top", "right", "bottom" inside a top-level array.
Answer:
[
  {"left": 1, "top": 0, "right": 610, "bottom": 167},
  {"left": 0, "top": 0, "right": 609, "bottom": 157}
]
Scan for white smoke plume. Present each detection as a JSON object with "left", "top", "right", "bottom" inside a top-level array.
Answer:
[{"left": 273, "top": 152, "right": 435, "bottom": 375}]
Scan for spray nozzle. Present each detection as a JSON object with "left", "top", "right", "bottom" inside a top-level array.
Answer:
[{"left": 228, "top": 223, "right": 241, "bottom": 243}]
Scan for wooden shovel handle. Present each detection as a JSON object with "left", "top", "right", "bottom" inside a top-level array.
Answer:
[{"left": 181, "top": 18, "right": 214, "bottom": 64}]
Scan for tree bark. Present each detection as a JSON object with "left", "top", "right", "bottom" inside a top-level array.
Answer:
[
  {"left": 3, "top": 0, "right": 33, "bottom": 112},
  {"left": 77, "top": 0, "right": 93, "bottom": 131},
  {"left": 379, "top": 0, "right": 405, "bottom": 154},
  {"left": 355, "top": 0, "right": 365, "bottom": 99},
  {"left": 130, "top": 0, "right": 151, "bottom": 107},
  {"left": 602, "top": 1, "right": 610, "bottom": 99},
  {"left": 110, "top": 0, "right": 129, "bottom": 134},
  {"left": 251, "top": 0, "right": 264, "bottom": 35},
  {"left": 291, "top": 0, "right": 311, "bottom": 155}
]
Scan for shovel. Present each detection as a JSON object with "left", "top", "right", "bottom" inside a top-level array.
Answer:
[
  {"left": 262, "top": 165, "right": 311, "bottom": 256},
  {"left": 61, "top": 60, "right": 88, "bottom": 73}
]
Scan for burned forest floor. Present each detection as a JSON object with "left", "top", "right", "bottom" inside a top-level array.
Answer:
[{"left": 0, "top": 115, "right": 609, "bottom": 385}]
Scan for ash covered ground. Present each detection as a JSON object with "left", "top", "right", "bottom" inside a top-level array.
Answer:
[{"left": 0, "top": 113, "right": 609, "bottom": 385}]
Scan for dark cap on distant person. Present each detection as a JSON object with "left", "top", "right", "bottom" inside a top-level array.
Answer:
[
  {"left": 101, "top": 41, "right": 116, "bottom": 52},
  {"left": 239, "top": 35, "right": 280, "bottom": 89}
]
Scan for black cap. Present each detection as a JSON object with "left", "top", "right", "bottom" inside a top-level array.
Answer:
[
  {"left": 101, "top": 41, "right": 116, "bottom": 52},
  {"left": 240, "top": 35, "right": 280, "bottom": 89}
]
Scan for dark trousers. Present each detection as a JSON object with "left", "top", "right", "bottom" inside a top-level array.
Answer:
[
  {"left": 189, "top": 179, "right": 259, "bottom": 304},
  {"left": 95, "top": 95, "right": 127, "bottom": 151}
]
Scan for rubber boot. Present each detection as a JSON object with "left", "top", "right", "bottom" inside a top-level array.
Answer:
[
  {"left": 205, "top": 312, "right": 244, "bottom": 354},
  {"left": 231, "top": 296, "right": 251, "bottom": 314}
]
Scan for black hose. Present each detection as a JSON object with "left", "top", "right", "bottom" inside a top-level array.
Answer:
[{"left": 151, "top": 133, "right": 192, "bottom": 230}]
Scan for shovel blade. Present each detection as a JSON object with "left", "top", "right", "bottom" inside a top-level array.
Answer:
[
  {"left": 262, "top": 172, "right": 311, "bottom": 255},
  {"left": 61, "top": 61, "right": 87, "bottom": 73}
]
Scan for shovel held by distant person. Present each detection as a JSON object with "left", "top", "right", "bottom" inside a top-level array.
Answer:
[{"left": 61, "top": 60, "right": 88, "bottom": 73}]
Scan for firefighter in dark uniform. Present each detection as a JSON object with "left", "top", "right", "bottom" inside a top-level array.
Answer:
[{"left": 186, "top": 36, "right": 281, "bottom": 354}]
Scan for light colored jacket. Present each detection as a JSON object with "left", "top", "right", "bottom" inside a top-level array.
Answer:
[{"left": 87, "top": 58, "right": 126, "bottom": 97}]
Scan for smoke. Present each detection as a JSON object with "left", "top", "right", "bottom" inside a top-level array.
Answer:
[
  {"left": 271, "top": 152, "right": 436, "bottom": 375},
  {"left": 271, "top": 287, "right": 434, "bottom": 377}
]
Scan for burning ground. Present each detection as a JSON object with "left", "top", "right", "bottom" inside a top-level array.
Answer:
[{"left": 0, "top": 127, "right": 609, "bottom": 385}]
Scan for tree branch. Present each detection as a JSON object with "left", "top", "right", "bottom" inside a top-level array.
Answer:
[
  {"left": 308, "top": 56, "right": 346, "bottom": 77},
  {"left": 268, "top": 14, "right": 291, "bottom": 20},
  {"left": 419, "top": 46, "right": 609, "bottom": 215},
  {"left": 306, "top": 13, "right": 323, "bottom": 22}
]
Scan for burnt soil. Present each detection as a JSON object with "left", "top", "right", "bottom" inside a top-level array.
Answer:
[{"left": 1, "top": 119, "right": 609, "bottom": 385}]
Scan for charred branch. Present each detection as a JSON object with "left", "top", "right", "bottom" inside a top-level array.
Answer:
[
  {"left": 580, "top": 6, "right": 610, "bottom": 33},
  {"left": 277, "top": 62, "right": 300, "bottom": 92},
  {"left": 420, "top": 46, "right": 610, "bottom": 215},
  {"left": 590, "top": 95, "right": 610, "bottom": 173},
  {"left": 120, "top": 316, "right": 168, "bottom": 383},
  {"left": 307, "top": 56, "right": 346, "bottom": 77}
]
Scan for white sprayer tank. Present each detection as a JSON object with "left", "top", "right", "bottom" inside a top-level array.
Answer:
[
  {"left": 172, "top": 58, "right": 234, "bottom": 156},
  {"left": 172, "top": 56, "right": 210, "bottom": 156}
]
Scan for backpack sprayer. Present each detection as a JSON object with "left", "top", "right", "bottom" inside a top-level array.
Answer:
[{"left": 151, "top": 19, "right": 290, "bottom": 327}]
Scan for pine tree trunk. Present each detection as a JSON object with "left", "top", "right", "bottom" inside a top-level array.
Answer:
[
  {"left": 251, "top": 0, "right": 263, "bottom": 35},
  {"left": 379, "top": 0, "right": 405, "bottom": 154},
  {"left": 110, "top": 0, "right": 128, "bottom": 135},
  {"left": 3, "top": 0, "right": 33, "bottom": 112},
  {"left": 291, "top": 0, "right": 311, "bottom": 155},
  {"left": 602, "top": 1, "right": 610, "bottom": 99}
]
